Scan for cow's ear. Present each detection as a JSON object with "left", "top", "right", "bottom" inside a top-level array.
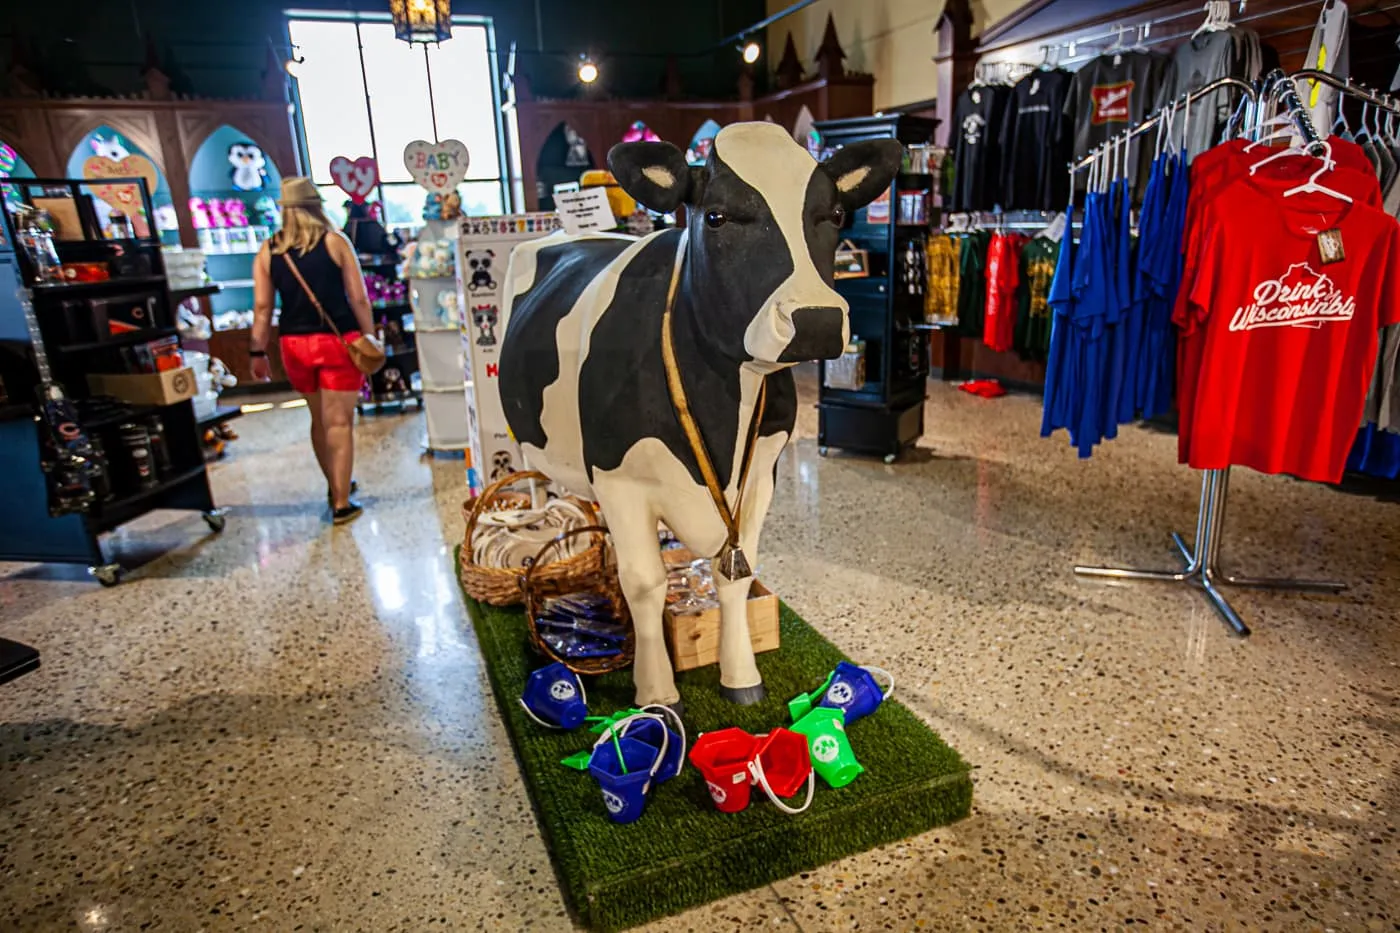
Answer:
[
  {"left": 820, "top": 140, "right": 905, "bottom": 211},
  {"left": 608, "top": 142, "right": 697, "bottom": 213}
]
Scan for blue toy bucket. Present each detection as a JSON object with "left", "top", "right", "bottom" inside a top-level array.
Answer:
[
  {"left": 519, "top": 662, "right": 588, "bottom": 730},
  {"left": 617, "top": 706, "right": 685, "bottom": 783},
  {"left": 588, "top": 736, "right": 660, "bottom": 824},
  {"left": 815, "top": 661, "right": 894, "bottom": 724}
]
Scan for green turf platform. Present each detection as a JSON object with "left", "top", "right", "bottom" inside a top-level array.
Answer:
[{"left": 463, "top": 588, "right": 973, "bottom": 932}]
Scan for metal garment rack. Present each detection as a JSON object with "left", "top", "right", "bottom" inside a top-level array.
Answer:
[{"left": 1065, "top": 69, "right": 1390, "bottom": 636}]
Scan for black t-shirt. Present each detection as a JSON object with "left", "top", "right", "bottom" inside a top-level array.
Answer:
[
  {"left": 999, "top": 69, "right": 1074, "bottom": 210},
  {"left": 949, "top": 84, "right": 1012, "bottom": 212}
]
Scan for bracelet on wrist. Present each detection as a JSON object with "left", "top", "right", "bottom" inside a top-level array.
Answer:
[{"left": 249, "top": 349, "right": 268, "bottom": 358}]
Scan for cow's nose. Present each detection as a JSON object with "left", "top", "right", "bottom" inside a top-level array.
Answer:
[{"left": 778, "top": 307, "right": 846, "bottom": 362}]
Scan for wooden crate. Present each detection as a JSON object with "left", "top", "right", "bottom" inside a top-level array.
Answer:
[{"left": 664, "top": 580, "right": 780, "bottom": 673}]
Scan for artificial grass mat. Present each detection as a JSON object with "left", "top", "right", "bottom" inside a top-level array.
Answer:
[{"left": 462, "top": 580, "right": 973, "bottom": 931}]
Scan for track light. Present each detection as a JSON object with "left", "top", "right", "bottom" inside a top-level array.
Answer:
[
  {"left": 741, "top": 41, "right": 761, "bottom": 65},
  {"left": 578, "top": 56, "right": 598, "bottom": 84},
  {"left": 284, "top": 53, "right": 305, "bottom": 78}
]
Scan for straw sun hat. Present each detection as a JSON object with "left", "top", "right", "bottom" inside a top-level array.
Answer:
[{"left": 278, "top": 177, "right": 323, "bottom": 206}]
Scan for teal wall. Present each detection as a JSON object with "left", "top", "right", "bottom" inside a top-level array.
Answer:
[{"left": 0, "top": 0, "right": 767, "bottom": 101}]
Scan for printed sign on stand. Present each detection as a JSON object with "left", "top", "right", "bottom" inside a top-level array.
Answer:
[
  {"left": 456, "top": 212, "right": 565, "bottom": 495},
  {"left": 554, "top": 187, "right": 616, "bottom": 235},
  {"left": 403, "top": 139, "right": 470, "bottom": 194},
  {"left": 328, "top": 156, "right": 378, "bottom": 204}
]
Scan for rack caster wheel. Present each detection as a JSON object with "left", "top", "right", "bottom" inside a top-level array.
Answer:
[
  {"left": 90, "top": 564, "right": 123, "bottom": 587},
  {"left": 818, "top": 446, "right": 829, "bottom": 457},
  {"left": 883, "top": 453, "right": 898, "bottom": 464},
  {"left": 202, "top": 510, "right": 227, "bottom": 533}
]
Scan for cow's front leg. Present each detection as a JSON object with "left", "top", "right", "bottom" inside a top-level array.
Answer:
[
  {"left": 592, "top": 480, "right": 679, "bottom": 708},
  {"left": 715, "top": 439, "right": 785, "bottom": 705}
]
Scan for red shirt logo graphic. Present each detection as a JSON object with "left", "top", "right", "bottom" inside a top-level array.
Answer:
[
  {"left": 1230, "top": 263, "right": 1357, "bottom": 332},
  {"left": 1091, "top": 81, "right": 1135, "bottom": 124}
]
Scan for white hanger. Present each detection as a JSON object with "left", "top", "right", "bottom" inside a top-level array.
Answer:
[
  {"left": 1249, "top": 131, "right": 1336, "bottom": 176},
  {"left": 1281, "top": 142, "right": 1353, "bottom": 202}
]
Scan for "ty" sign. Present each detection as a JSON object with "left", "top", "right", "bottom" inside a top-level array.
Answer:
[{"left": 329, "top": 156, "right": 379, "bottom": 204}]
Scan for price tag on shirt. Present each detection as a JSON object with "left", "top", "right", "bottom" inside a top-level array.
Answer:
[
  {"left": 554, "top": 187, "right": 614, "bottom": 235},
  {"left": 1317, "top": 228, "right": 1346, "bottom": 265}
]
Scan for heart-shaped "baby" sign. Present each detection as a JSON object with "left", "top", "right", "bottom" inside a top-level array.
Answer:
[
  {"left": 82, "top": 155, "right": 160, "bottom": 211},
  {"left": 329, "top": 155, "right": 379, "bottom": 204},
  {"left": 403, "top": 139, "right": 470, "bottom": 194}
]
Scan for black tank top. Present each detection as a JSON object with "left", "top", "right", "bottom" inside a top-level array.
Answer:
[{"left": 270, "top": 237, "right": 359, "bottom": 336}]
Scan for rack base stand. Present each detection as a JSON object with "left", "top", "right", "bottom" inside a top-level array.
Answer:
[
  {"left": 1074, "top": 468, "right": 1346, "bottom": 636},
  {"left": 1, "top": 638, "right": 41, "bottom": 685}
]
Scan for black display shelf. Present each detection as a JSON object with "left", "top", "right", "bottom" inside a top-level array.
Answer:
[
  {"left": 0, "top": 175, "right": 224, "bottom": 583},
  {"left": 197, "top": 404, "right": 242, "bottom": 429},
  {"left": 815, "top": 114, "right": 936, "bottom": 464},
  {"left": 170, "top": 283, "right": 221, "bottom": 302},
  {"left": 0, "top": 638, "right": 40, "bottom": 686},
  {"left": 59, "top": 326, "right": 180, "bottom": 355},
  {"left": 31, "top": 275, "right": 168, "bottom": 294}
]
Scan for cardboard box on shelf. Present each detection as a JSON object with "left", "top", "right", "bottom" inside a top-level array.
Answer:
[{"left": 87, "top": 367, "right": 197, "bottom": 406}]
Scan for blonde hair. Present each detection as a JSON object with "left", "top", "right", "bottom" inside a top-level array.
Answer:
[{"left": 270, "top": 201, "right": 332, "bottom": 256}]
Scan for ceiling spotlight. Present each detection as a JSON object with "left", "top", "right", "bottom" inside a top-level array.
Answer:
[
  {"left": 578, "top": 56, "right": 598, "bottom": 84},
  {"left": 741, "top": 41, "right": 761, "bottom": 65},
  {"left": 284, "top": 53, "right": 304, "bottom": 78}
]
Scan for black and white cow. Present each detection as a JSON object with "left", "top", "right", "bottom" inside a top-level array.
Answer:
[{"left": 499, "top": 122, "right": 902, "bottom": 707}]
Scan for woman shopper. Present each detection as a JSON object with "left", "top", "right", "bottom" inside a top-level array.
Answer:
[{"left": 250, "top": 177, "right": 376, "bottom": 524}]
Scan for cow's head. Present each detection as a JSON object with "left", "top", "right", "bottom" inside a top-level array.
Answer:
[{"left": 609, "top": 123, "right": 902, "bottom": 365}]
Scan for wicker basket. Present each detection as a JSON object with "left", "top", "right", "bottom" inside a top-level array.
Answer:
[
  {"left": 459, "top": 470, "right": 606, "bottom": 607},
  {"left": 522, "top": 525, "right": 634, "bottom": 675}
]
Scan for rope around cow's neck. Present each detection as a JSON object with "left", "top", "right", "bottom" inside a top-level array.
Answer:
[{"left": 659, "top": 229, "right": 766, "bottom": 582}]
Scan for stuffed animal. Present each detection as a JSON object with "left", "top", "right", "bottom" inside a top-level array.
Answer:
[
  {"left": 90, "top": 133, "right": 130, "bottom": 161},
  {"left": 207, "top": 199, "right": 228, "bottom": 228},
  {"left": 436, "top": 289, "right": 460, "bottom": 326},
  {"left": 223, "top": 199, "right": 249, "bottom": 227},
  {"left": 189, "top": 197, "right": 211, "bottom": 229},
  {"left": 253, "top": 195, "right": 280, "bottom": 228},
  {"left": 465, "top": 249, "right": 496, "bottom": 292},
  {"left": 227, "top": 142, "right": 268, "bottom": 191},
  {"left": 410, "top": 239, "right": 454, "bottom": 278},
  {"left": 472, "top": 304, "right": 498, "bottom": 346},
  {"left": 421, "top": 192, "right": 443, "bottom": 220},
  {"left": 441, "top": 190, "right": 462, "bottom": 220}
]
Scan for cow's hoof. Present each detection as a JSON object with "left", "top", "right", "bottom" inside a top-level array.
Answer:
[{"left": 720, "top": 683, "right": 767, "bottom": 706}]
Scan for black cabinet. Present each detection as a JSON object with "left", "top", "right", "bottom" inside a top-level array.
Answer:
[{"left": 815, "top": 114, "right": 934, "bottom": 463}]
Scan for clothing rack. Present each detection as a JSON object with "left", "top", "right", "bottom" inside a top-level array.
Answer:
[
  {"left": 1066, "top": 69, "right": 1376, "bottom": 636},
  {"left": 1031, "top": 0, "right": 1257, "bottom": 67},
  {"left": 940, "top": 209, "right": 1069, "bottom": 234}
]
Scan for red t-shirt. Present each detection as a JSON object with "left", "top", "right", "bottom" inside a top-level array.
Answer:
[
  {"left": 983, "top": 232, "right": 1028, "bottom": 353},
  {"left": 1175, "top": 140, "right": 1384, "bottom": 465},
  {"left": 1179, "top": 176, "right": 1400, "bottom": 482}
]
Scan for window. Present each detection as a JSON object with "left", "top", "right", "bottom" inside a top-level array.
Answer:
[{"left": 287, "top": 12, "right": 507, "bottom": 229}]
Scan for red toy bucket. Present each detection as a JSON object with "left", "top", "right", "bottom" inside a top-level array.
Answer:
[
  {"left": 751, "top": 728, "right": 815, "bottom": 814},
  {"left": 688, "top": 728, "right": 759, "bottom": 813}
]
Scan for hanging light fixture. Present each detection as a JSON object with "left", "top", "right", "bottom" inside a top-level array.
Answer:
[
  {"left": 389, "top": 0, "right": 453, "bottom": 45},
  {"left": 741, "top": 41, "right": 761, "bottom": 65},
  {"left": 577, "top": 55, "right": 599, "bottom": 84}
]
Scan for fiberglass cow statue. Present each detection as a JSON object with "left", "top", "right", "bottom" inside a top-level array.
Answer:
[{"left": 499, "top": 122, "right": 903, "bottom": 708}]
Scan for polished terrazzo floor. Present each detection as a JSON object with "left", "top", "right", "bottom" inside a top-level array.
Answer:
[{"left": 2, "top": 376, "right": 1398, "bottom": 932}]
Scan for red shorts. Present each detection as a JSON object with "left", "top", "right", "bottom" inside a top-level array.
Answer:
[{"left": 279, "top": 332, "right": 365, "bottom": 394}]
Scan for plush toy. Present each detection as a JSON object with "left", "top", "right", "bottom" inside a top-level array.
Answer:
[
  {"left": 441, "top": 190, "right": 462, "bottom": 220},
  {"left": 223, "top": 199, "right": 249, "bottom": 227},
  {"left": 410, "top": 239, "right": 454, "bottom": 278},
  {"left": 421, "top": 192, "right": 443, "bottom": 220},
  {"left": 189, "top": 197, "right": 211, "bottom": 229},
  {"left": 253, "top": 195, "right": 280, "bottom": 228},
  {"left": 465, "top": 249, "right": 496, "bottom": 292},
  {"left": 436, "top": 289, "right": 460, "bottom": 326},
  {"left": 90, "top": 133, "right": 130, "bottom": 161},
  {"left": 227, "top": 141, "right": 268, "bottom": 191},
  {"left": 206, "top": 199, "right": 228, "bottom": 228},
  {"left": 497, "top": 123, "right": 903, "bottom": 708}
]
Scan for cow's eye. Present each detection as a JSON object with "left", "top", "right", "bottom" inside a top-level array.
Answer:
[
  {"left": 704, "top": 210, "right": 728, "bottom": 228},
  {"left": 829, "top": 207, "right": 846, "bottom": 226}
]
